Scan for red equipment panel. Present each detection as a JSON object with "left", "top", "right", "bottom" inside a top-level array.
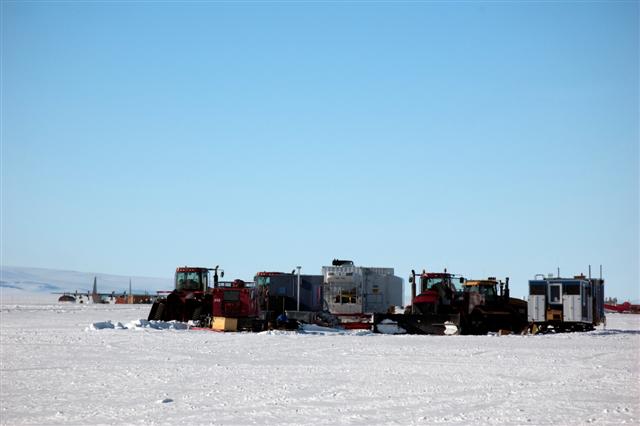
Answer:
[{"left": 212, "top": 286, "right": 260, "bottom": 318}]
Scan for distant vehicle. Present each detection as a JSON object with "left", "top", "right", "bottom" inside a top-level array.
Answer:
[
  {"left": 604, "top": 301, "right": 640, "bottom": 314},
  {"left": 53, "top": 277, "right": 113, "bottom": 304},
  {"left": 57, "top": 294, "right": 76, "bottom": 303},
  {"left": 54, "top": 277, "right": 155, "bottom": 304}
]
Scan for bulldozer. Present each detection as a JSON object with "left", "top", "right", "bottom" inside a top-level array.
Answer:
[
  {"left": 147, "top": 266, "right": 223, "bottom": 324},
  {"left": 461, "top": 277, "right": 528, "bottom": 335}
]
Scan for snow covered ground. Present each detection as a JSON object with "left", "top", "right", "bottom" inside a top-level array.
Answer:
[{"left": 1, "top": 295, "right": 639, "bottom": 425}]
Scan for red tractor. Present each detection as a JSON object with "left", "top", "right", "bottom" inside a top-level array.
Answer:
[
  {"left": 373, "top": 269, "right": 464, "bottom": 335},
  {"left": 147, "top": 266, "right": 223, "bottom": 324}
]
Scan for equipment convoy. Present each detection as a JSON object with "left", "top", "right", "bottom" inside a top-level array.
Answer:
[{"left": 147, "top": 261, "right": 606, "bottom": 335}]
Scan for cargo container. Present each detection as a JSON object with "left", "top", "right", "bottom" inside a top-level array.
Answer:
[{"left": 322, "top": 259, "right": 403, "bottom": 327}]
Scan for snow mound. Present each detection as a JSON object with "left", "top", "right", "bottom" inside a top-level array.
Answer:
[
  {"left": 124, "top": 319, "right": 189, "bottom": 330},
  {"left": 87, "top": 320, "right": 126, "bottom": 330},
  {"left": 300, "top": 324, "right": 373, "bottom": 336},
  {"left": 87, "top": 319, "right": 189, "bottom": 331}
]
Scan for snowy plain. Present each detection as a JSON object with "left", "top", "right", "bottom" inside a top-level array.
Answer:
[{"left": 1, "top": 291, "right": 639, "bottom": 425}]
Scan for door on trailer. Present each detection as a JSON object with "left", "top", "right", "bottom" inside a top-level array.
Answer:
[
  {"left": 562, "top": 282, "right": 581, "bottom": 322},
  {"left": 548, "top": 283, "right": 563, "bottom": 306}
]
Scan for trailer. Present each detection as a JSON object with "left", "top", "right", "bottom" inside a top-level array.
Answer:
[
  {"left": 528, "top": 270, "right": 605, "bottom": 333},
  {"left": 322, "top": 259, "right": 403, "bottom": 328}
]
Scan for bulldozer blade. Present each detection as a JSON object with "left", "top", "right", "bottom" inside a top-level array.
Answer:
[{"left": 373, "top": 313, "right": 460, "bottom": 335}]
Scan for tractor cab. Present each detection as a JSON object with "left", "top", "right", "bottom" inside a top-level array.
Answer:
[
  {"left": 175, "top": 267, "right": 209, "bottom": 292},
  {"left": 147, "top": 265, "right": 223, "bottom": 323},
  {"left": 419, "top": 273, "right": 461, "bottom": 295},
  {"left": 174, "top": 266, "right": 223, "bottom": 293},
  {"left": 409, "top": 270, "right": 464, "bottom": 314},
  {"left": 463, "top": 279, "right": 499, "bottom": 303}
]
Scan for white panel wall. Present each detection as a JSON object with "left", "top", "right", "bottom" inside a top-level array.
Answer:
[
  {"left": 563, "top": 295, "right": 582, "bottom": 322},
  {"left": 528, "top": 295, "right": 545, "bottom": 322}
]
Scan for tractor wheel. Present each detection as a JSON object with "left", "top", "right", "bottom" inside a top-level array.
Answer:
[
  {"left": 469, "top": 310, "right": 488, "bottom": 335},
  {"left": 252, "top": 319, "right": 266, "bottom": 332},
  {"left": 151, "top": 302, "right": 166, "bottom": 321},
  {"left": 191, "top": 306, "right": 204, "bottom": 323}
]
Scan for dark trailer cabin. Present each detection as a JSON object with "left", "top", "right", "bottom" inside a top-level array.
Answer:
[
  {"left": 528, "top": 271, "right": 605, "bottom": 332},
  {"left": 254, "top": 271, "right": 323, "bottom": 315}
]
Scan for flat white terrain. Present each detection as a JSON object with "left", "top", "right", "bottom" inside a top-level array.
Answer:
[{"left": 1, "top": 295, "right": 638, "bottom": 425}]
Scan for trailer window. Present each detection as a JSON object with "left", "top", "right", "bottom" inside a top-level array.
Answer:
[
  {"left": 549, "top": 284, "right": 562, "bottom": 304},
  {"left": 529, "top": 283, "right": 546, "bottom": 295},
  {"left": 334, "top": 288, "right": 357, "bottom": 304},
  {"left": 564, "top": 284, "right": 580, "bottom": 295}
]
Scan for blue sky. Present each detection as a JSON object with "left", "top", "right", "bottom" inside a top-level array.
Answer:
[{"left": 1, "top": 1, "right": 638, "bottom": 300}]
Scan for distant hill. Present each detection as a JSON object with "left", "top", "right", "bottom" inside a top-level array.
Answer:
[{"left": 0, "top": 265, "right": 172, "bottom": 295}]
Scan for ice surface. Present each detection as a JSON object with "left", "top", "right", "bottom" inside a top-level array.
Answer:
[{"left": 1, "top": 301, "right": 639, "bottom": 425}]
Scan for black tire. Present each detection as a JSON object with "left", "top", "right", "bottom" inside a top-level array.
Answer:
[
  {"left": 151, "top": 302, "right": 166, "bottom": 321},
  {"left": 191, "top": 305, "right": 204, "bottom": 322},
  {"left": 252, "top": 320, "right": 266, "bottom": 332},
  {"left": 469, "top": 310, "right": 488, "bottom": 335}
]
